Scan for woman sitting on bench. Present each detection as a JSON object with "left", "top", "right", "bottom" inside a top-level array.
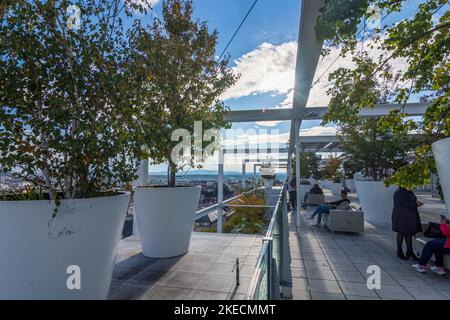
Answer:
[{"left": 413, "top": 216, "right": 450, "bottom": 276}]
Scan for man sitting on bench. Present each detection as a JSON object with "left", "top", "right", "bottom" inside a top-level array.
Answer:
[
  {"left": 413, "top": 216, "right": 450, "bottom": 275},
  {"left": 309, "top": 190, "right": 350, "bottom": 227}
]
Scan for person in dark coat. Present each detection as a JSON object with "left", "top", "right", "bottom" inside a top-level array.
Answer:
[{"left": 392, "top": 187, "right": 423, "bottom": 260}]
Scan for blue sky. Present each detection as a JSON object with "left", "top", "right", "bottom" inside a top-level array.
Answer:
[{"left": 131, "top": 0, "right": 441, "bottom": 174}]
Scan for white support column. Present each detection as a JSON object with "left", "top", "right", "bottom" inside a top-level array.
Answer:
[
  {"left": 295, "top": 120, "right": 301, "bottom": 229},
  {"left": 242, "top": 162, "right": 246, "bottom": 190},
  {"left": 217, "top": 150, "right": 224, "bottom": 233},
  {"left": 254, "top": 164, "right": 257, "bottom": 190},
  {"left": 133, "top": 159, "right": 149, "bottom": 187},
  {"left": 141, "top": 159, "right": 149, "bottom": 186}
]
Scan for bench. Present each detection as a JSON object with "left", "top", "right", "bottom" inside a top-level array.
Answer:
[
  {"left": 323, "top": 203, "right": 364, "bottom": 233},
  {"left": 306, "top": 194, "right": 325, "bottom": 206},
  {"left": 414, "top": 222, "right": 450, "bottom": 269}
]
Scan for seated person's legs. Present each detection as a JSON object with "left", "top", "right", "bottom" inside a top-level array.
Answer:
[
  {"left": 414, "top": 239, "right": 449, "bottom": 274},
  {"left": 315, "top": 205, "right": 332, "bottom": 225}
]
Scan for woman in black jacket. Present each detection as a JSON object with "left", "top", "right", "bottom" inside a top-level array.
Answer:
[{"left": 392, "top": 187, "right": 423, "bottom": 260}]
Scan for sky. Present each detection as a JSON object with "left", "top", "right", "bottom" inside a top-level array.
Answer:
[{"left": 128, "top": 0, "right": 441, "bottom": 174}]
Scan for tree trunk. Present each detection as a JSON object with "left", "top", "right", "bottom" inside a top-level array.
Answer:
[{"left": 168, "top": 164, "right": 176, "bottom": 187}]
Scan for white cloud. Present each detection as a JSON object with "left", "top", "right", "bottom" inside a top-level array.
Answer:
[
  {"left": 300, "top": 126, "right": 337, "bottom": 136},
  {"left": 126, "top": 0, "right": 160, "bottom": 10},
  {"left": 222, "top": 37, "right": 409, "bottom": 111},
  {"left": 256, "top": 90, "right": 293, "bottom": 127},
  {"left": 221, "top": 42, "right": 297, "bottom": 101},
  {"left": 308, "top": 38, "right": 409, "bottom": 107}
]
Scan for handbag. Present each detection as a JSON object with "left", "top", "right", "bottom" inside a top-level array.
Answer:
[{"left": 424, "top": 222, "right": 446, "bottom": 239}]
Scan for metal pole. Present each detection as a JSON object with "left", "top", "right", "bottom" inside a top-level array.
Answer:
[
  {"left": 280, "top": 188, "right": 293, "bottom": 299},
  {"left": 242, "top": 162, "right": 246, "bottom": 190},
  {"left": 295, "top": 120, "right": 301, "bottom": 229},
  {"left": 267, "top": 239, "right": 273, "bottom": 300},
  {"left": 236, "top": 258, "right": 240, "bottom": 287},
  {"left": 217, "top": 149, "right": 224, "bottom": 233}
]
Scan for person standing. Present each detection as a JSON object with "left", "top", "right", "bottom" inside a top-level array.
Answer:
[
  {"left": 288, "top": 176, "right": 297, "bottom": 211},
  {"left": 392, "top": 187, "right": 423, "bottom": 260}
]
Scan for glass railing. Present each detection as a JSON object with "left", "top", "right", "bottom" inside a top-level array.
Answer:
[{"left": 247, "top": 187, "right": 292, "bottom": 300}]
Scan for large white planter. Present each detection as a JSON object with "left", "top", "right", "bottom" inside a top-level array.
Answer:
[
  {"left": 329, "top": 183, "right": 343, "bottom": 195},
  {"left": 319, "top": 180, "right": 330, "bottom": 189},
  {"left": 300, "top": 184, "right": 312, "bottom": 201},
  {"left": 134, "top": 186, "right": 201, "bottom": 258},
  {"left": 346, "top": 179, "right": 356, "bottom": 192},
  {"left": 0, "top": 193, "right": 129, "bottom": 299},
  {"left": 355, "top": 180, "right": 396, "bottom": 225},
  {"left": 432, "top": 137, "right": 450, "bottom": 216},
  {"left": 263, "top": 178, "right": 274, "bottom": 190}
]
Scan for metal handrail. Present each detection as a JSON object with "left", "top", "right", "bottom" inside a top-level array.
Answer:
[
  {"left": 246, "top": 188, "right": 284, "bottom": 300},
  {"left": 195, "top": 188, "right": 262, "bottom": 219}
]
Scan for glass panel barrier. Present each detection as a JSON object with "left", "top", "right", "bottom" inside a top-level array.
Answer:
[{"left": 247, "top": 187, "right": 286, "bottom": 300}]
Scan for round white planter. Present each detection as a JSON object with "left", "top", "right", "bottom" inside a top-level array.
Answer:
[
  {"left": 300, "top": 184, "right": 312, "bottom": 201},
  {"left": 134, "top": 186, "right": 201, "bottom": 258},
  {"left": 263, "top": 178, "right": 274, "bottom": 190},
  {"left": 329, "top": 183, "right": 343, "bottom": 195},
  {"left": 346, "top": 179, "right": 356, "bottom": 192},
  {"left": 318, "top": 180, "right": 330, "bottom": 189},
  {"left": 355, "top": 180, "right": 396, "bottom": 225},
  {"left": 0, "top": 193, "right": 129, "bottom": 299},
  {"left": 432, "top": 137, "right": 450, "bottom": 216}
]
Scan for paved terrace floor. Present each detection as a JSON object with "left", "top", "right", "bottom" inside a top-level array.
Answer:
[
  {"left": 290, "top": 190, "right": 450, "bottom": 300},
  {"left": 108, "top": 233, "right": 262, "bottom": 300}
]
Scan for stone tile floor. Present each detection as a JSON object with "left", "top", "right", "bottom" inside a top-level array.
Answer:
[
  {"left": 290, "top": 190, "right": 450, "bottom": 300},
  {"left": 108, "top": 233, "right": 262, "bottom": 300}
]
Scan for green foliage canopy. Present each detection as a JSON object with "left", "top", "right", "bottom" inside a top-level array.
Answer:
[
  {"left": 132, "top": 0, "right": 238, "bottom": 187},
  {"left": 316, "top": 0, "right": 450, "bottom": 189},
  {"left": 0, "top": 0, "right": 149, "bottom": 199}
]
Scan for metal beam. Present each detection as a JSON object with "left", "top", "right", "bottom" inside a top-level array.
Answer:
[
  {"left": 217, "top": 150, "right": 224, "bottom": 233},
  {"left": 224, "top": 102, "right": 430, "bottom": 123},
  {"left": 288, "top": 0, "right": 325, "bottom": 159}
]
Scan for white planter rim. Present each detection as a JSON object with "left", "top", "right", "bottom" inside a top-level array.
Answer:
[
  {"left": 0, "top": 191, "right": 129, "bottom": 205},
  {"left": 432, "top": 137, "right": 450, "bottom": 147},
  {"left": 135, "top": 186, "right": 201, "bottom": 190}
]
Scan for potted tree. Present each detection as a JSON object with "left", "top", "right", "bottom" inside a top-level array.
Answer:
[
  {"left": 292, "top": 152, "right": 321, "bottom": 199},
  {"left": 433, "top": 137, "right": 450, "bottom": 215},
  {"left": 0, "top": 1, "right": 146, "bottom": 299},
  {"left": 315, "top": 0, "right": 450, "bottom": 215},
  {"left": 321, "top": 155, "right": 342, "bottom": 195},
  {"left": 338, "top": 118, "right": 413, "bottom": 225},
  {"left": 260, "top": 162, "right": 276, "bottom": 190},
  {"left": 343, "top": 158, "right": 362, "bottom": 192},
  {"left": 132, "top": 0, "right": 237, "bottom": 258}
]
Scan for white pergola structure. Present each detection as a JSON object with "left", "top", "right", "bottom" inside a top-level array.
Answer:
[{"left": 221, "top": 0, "right": 429, "bottom": 229}]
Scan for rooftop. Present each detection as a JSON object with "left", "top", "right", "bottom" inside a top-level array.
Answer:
[
  {"left": 109, "top": 233, "right": 262, "bottom": 300},
  {"left": 289, "top": 191, "right": 450, "bottom": 300}
]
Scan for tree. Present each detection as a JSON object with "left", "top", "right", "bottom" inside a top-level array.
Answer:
[
  {"left": 292, "top": 152, "right": 322, "bottom": 179},
  {"left": 223, "top": 190, "right": 268, "bottom": 234},
  {"left": 0, "top": 0, "right": 148, "bottom": 199},
  {"left": 323, "top": 155, "right": 342, "bottom": 182},
  {"left": 338, "top": 118, "right": 413, "bottom": 181},
  {"left": 133, "top": 0, "right": 238, "bottom": 187},
  {"left": 315, "top": 0, "right": 450, "bottom": 189}
]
